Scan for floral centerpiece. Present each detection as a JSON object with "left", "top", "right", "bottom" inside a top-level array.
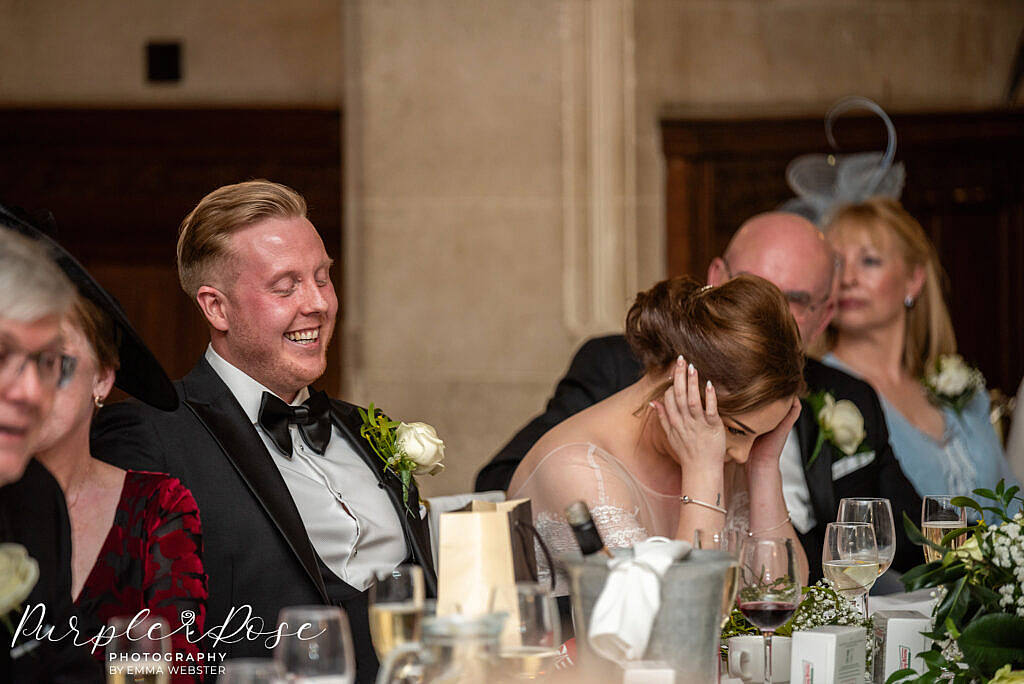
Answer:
[
  {"left": 358, "top": 403, "right": 445, "bottom": 511},
  {"left": 723, "top": 578, "right": 873, "bottom": 667},
  {"left": 888, "top": 481, "right": 1024, "bottom": 683},
  {"left": 922, "top": 354, "right": 986, "bottom": 414}
]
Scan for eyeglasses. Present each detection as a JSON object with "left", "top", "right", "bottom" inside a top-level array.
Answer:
[
  {"left": 0, "top": 339, "right": 78, "bottom": 390},
  {"left": 721, "top": 256, "right": 834, "bottom": 315}
]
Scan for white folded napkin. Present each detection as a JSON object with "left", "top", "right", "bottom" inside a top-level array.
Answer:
[{"left": 588, "top": 537, "right": 691, "bottom": 662}]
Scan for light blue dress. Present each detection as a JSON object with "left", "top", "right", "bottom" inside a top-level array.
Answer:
[{"left": 821, "top": 354, "right": 1020, "bottom": 512}]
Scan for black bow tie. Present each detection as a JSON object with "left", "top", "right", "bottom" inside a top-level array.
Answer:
[{"left": 257, "top": 390, "right": 333, "bottom": 456}]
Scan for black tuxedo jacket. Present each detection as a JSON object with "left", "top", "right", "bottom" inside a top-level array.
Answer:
[
  {"left": 91, "top": 357, "right": 436, "bottom": 683},
  {"left": 0, "top": 460, "right": 103, "bottom": 683},
  {"left": 474, "top": 334, "right": 921, "bottom": 580}
]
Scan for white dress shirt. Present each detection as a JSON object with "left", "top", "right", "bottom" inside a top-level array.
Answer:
[
  {"left": 779, "top": 429, "right": 817, "bottom": 535},
  {"left": 205, "top": 345, "right": 407, "bottom": 590}
]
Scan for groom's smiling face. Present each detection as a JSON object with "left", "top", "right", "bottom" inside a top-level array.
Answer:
[{"left": 216, "top": 216, "right": 337, "bottom": 401}]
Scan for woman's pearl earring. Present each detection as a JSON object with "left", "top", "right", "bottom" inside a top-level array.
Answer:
[
  {"left": 93, "top": 395, "right": 105, "bottom": 408},
  {"left": 904, "top": 295, "right": 916, "bottom": 308}
]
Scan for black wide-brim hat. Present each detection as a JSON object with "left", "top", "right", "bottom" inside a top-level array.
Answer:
[{"left": 0, "top": 202, "right": 178, "bottom": 411}]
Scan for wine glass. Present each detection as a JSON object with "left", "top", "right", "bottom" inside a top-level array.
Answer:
[
  {"left": 274, "top": 606, "right": 355, "bottom": 683},
  {"left": 489, "top": 582, "right": 561, "bottom": 680},
  {"left": 694, "top": 528, "right": 742, "bottom": 630},
  {"left": 837, "top": 498, "right": 896, "bottom": 580},
  {"left": 736, "top": 537, "right": 802, "bottom": 684},
  {"left": 822, "top": 522, "right": 879, "bottom": 618},
  {"left": 922, "top": 495, "right": 967, "bottom": 563},
  {"left": 368, "top": 564, "right": 426, "bottom": 660},
  {"left": 220, "top": 659, "right": 285, "bottom": 683},
  {"left": 105, "top": 615, "right": 171, "bottom": 684}
]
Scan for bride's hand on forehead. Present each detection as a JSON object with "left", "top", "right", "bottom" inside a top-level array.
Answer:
[
  {"left": 650, "top": 355, "right": 726, "bottom": 469},
  {"left": 747, "top": 396, "right": 802, "bottom": 471}
]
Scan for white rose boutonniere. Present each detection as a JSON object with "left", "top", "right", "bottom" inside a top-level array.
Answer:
[
  {"left": 358, "top": 404, "right": 446, "bottom": 512},
  {"left": 396, "top": 422, "right": 445, "bottom": 476},
  {"left": 922, "top": 354, "right": 985, "bottom": 414},
  {"left": 806, "top": 391, "right": 870, "bottom": 468},
  {"left": 0, "top": 543, "right": 39, "bottom": 633}
]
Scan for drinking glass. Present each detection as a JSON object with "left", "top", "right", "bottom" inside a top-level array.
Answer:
[
  {"left": 368, "top": 564, "right": 426, "bottom": 660},
  {"left": 489, "top": 582, "right": 561, "bottom": 680},
  {"left": 105, "top": 615, "right": 171, "bottom": 684},
  {"left": 274, "top": 606, "right": 355, "bottom": 684},
  {"left": 736, "top": 537, "right": 802, "bottom": 684},
  {"left": 837, "top": 498, "right": 896, "bottom": 578},
  {"left": 921, "top": 495, "right": 967, "bottom": 563},
  {"left": 220, "top": 659, "right": 285, "bottom": 684},
  {"left": 822, "top": 522, "right": 879, "bottom": 617},
  {"left": 694, "top": 528, "right": 742, "bottom": 629}
]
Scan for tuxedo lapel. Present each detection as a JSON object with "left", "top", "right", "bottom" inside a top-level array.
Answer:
[
  {"left": 181, "top": 360, "right": 329, "bottom": 602},
  {"left": 797, "top": 398, "right": 836, "bottom": 525},
  {"left": 330, "top": 401, "right": 438, "bottom": 594}
]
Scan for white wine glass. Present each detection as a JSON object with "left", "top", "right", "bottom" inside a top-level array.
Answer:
[
  {"left": 921, "top": 495, "right": 967, "bottom": 563},
  {"left": 368, "top": 564, "right": 426, "bottom": 660},
  {"left": 694, "top": 528, "right": 742, "bottom": 630},
  {"left": 837, "top": 497, "right": 896, "bottom": 580},
  {"left": 274, "top": 605, "right": 355, "bottom": 684},
  {"left": 489, "top": 582, "right": 561, "bottom": 680},
  {"left": 736, "top": 537, "right": 802, "bottom": 684},
  {"left": 823, "top": 522, "right": 879, "bottom": 618},
  {"left": 105, "top": 615, "right": 171, "bottom": 684}
]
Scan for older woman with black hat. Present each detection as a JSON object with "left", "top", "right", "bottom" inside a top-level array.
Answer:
[{"left": 12, "top": 210, "right": 208, "bottom": 682}]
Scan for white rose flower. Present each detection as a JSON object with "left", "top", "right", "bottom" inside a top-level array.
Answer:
[
  {"left": 817, "top": 394, "right": 866, "bottom": 456},
  {"left": 0, "top": 543, "right": 39, "bottom": 616},
  {"left": 396, "top": 422, "right": 446, "bottom": 476},
  {"left": 933, "top": 355, "right": 972, "bottom": 396}
]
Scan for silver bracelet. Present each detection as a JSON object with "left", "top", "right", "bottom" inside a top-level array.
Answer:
[
  {"left": 747, "top": 515, "right": 791, "bottom": 537},
  {"left": 680, "top": 495, "right": 727, "bottom": 516}
]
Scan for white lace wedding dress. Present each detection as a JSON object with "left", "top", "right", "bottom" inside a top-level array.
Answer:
[{"left": 508, "top": 442, "right": 750, "bottom": 596}]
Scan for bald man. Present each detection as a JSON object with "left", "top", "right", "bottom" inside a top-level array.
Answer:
[{"left": 475, "top": 212, "right": 921, "bottom": 580}]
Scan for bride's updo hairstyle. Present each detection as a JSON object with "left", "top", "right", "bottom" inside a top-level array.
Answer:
[{"left": 625, "top": 274, "right": 805, "bottom": 416}]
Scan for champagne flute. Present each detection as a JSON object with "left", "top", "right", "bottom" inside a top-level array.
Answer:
[
  {"left": 822, "top": 522, "right": 879, "bottom": 618},
  {"left": 368, "top": 564, "right": 426, "bottom": 660},
  {"left": 105, "top": 616, "right": 171, "bottom": 684},
  {"left": 694, "top": 528, "right": 741, "bottom": 629},
  {"left": 837, "top": 498, "right": 896, "bottom": 579},
  {"left": 736, "top": 537, "right": 802, "bottom": 684},
  {"left": 922, "top": 495, "right": 967, "bottom": 563},
  {"left": 220, "top": 659, "right": 285, "bottom": 683},
  {"left": 274, "top": 606, "right": 355, "bottom": 683},
  {"left": 490, "top": 582, "right": 561, "bottom": 680}
]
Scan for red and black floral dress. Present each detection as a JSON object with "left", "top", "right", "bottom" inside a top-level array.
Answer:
[{"left": 75, "top": 471, "right": 208, "bottom": 683}]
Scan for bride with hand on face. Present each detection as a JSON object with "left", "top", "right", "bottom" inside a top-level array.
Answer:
[{"left": 508, "top": 275, "right": 809, "bottom": 594}]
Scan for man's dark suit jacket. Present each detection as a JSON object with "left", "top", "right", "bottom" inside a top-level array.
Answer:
[
  {"left": 474, "top": 334, "right": 922, "bottom": 580},
  {"left": 0, "top": 459, "right": 103, "bottom": 683},
  {"left": 91, "top": 358, "right": 437, "bottom": 683}
]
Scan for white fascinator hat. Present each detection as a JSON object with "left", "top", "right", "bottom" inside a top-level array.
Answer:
[{"left": 780, "top": 96, "right": 906, "bottom": 226}]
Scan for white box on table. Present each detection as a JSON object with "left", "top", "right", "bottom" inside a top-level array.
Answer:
[
  {"left": 790, "top": 625, "right": 866, "bottom": 684},
  {"left": 872, "top": 610, "right": 931, "bottom": 682}
]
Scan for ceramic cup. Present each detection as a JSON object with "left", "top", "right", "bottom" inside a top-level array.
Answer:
[{"left": 727, "top": 635, "right": 791, "bottom": 683}]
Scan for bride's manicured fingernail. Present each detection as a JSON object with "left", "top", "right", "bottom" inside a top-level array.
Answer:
[
  {"left": 677, "top": 355, "right": 685, "bottom": 366},
  {"left": 649, "top": 401, "right": 658, "bottom": 410},
  {"left": 706, "top": 380, "right": 713, "bottom": 391},
  {"left": 688, "top": 363, "right": 696, "bottom": 375}
]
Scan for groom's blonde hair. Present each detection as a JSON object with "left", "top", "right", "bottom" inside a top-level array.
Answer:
[{"left": 176, "top": 179, "right": 307, "bottom": 299}]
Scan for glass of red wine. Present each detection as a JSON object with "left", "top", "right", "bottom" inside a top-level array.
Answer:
[{"left": 736, "top": 537, "right": 802, "bottom": 684}]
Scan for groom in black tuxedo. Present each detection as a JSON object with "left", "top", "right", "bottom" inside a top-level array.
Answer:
[
  {"left": 92, "top": 181, "right": 435, "bottom": 682},
  {"left": 476, "top": 212, "right": 921, "bottom": 581}
]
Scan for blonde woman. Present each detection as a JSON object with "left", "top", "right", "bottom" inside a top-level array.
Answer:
[{"left": 821, "top": 197, "right": 1017, "bottom": 501}]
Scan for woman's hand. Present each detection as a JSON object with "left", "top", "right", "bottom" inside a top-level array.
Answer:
[
  {"left": 650, "top": 356, "right": 726, "bottom": 471},
  {"left": 747, "top": 396, "right": 802, "bottom": 472}
]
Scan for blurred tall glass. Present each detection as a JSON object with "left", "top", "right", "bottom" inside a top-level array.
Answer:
[
  {"left": 490, "top": 582, "right": 561, "bottom": 680},
  {"left": 921, "top": 495, "right": 967, "bottom": 562},
  {"left": 368, "top": 564, "right": 426, "bottom": 660},
  {"left": 274, "top": 606, "right": 355, "bottom": 683},
  {"left": 105, "top": 616, "right": 171, "bottom": 684}
]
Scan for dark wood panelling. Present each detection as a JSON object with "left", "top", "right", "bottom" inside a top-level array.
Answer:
[
  {"left": 0, "top": 108, "right": 343, "bottom": 394},
  {"left": 661, "top": 109, "right": 1024, "bottom": 393}
]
